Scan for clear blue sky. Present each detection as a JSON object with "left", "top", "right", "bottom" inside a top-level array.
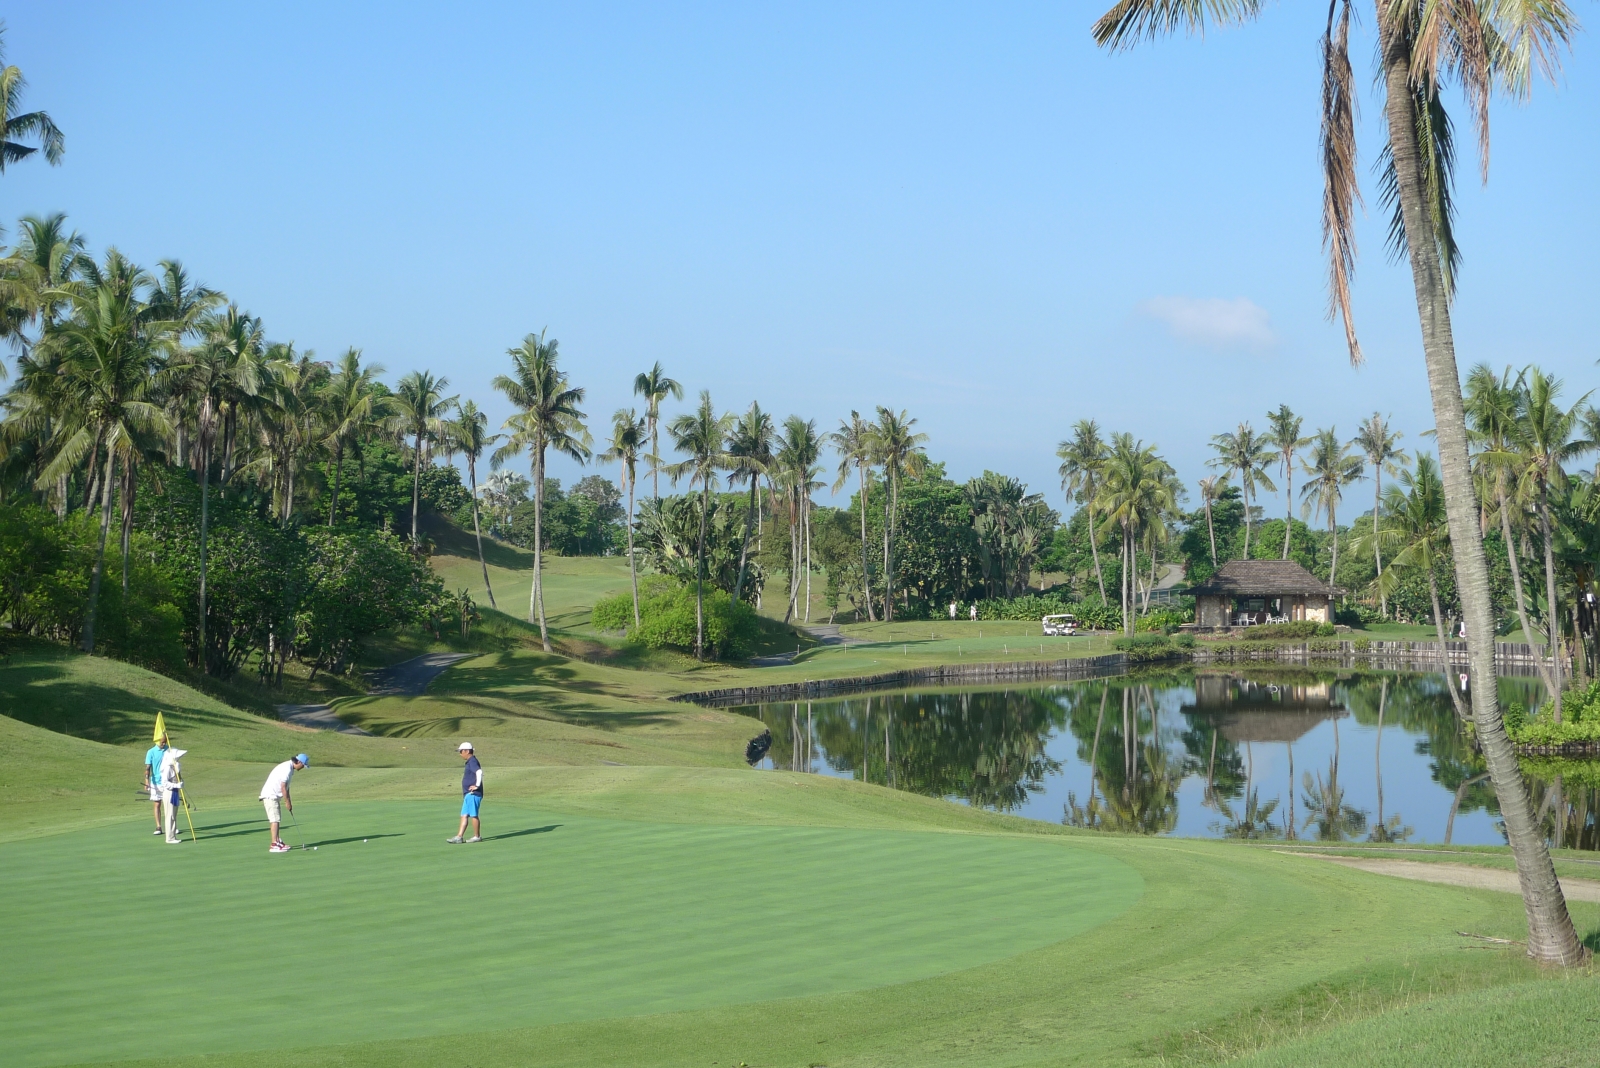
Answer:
[{"left": 6, "top": 3, "right": 1596, "bottom": 509}]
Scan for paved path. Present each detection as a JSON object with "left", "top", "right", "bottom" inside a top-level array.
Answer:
[
  {"left": 749, "top": 623, "right": 870, "bottom": 667},
  {"left": 1290, "top": 852, "right": 1600, "bottom": 903},
  {"left": 275, "top": 653, "right": 476, "bottom": 734}
]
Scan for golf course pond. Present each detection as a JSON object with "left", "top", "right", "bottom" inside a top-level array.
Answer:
[{"left": 735, "top": 667, "right": 1600, "bottom": 850}]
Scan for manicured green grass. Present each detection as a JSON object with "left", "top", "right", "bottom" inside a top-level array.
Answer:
[{"left": 9, "top": 766, "right": 1586, "bottom": 1068}]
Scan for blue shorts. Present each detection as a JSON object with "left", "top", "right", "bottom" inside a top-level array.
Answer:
[{"left": 461, "top": 793, "right": 482, "bottom": 817}]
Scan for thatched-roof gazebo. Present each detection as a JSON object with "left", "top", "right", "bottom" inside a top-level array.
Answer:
[{"left": 1190, "top": 560, "right": 1341, "bottom": 630}]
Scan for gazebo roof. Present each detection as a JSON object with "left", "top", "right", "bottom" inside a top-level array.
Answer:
[{"left": 1189, "top": 559, "right": 1340, "bottom": 597}]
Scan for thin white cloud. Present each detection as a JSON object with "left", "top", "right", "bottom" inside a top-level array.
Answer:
[{"left": 1137, "top": 296, "right": 1277, "bottom": 351}]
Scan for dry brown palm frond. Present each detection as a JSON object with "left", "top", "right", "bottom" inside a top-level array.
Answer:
[
  {"left": 1320, "top": 0, "right": 1362, "bottom": 365},
  {"left": 1091, "top": 0, "right": 1262, "bottom": 51}
]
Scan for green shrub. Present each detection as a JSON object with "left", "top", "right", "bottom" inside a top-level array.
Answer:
[
  {"left": 1112, "top": 633, "right": 1192, "bottom": 663},
  {"left": 592, "top": 577, "right": 759, "bottom": 660},
  {"left": 1506, "top": 683, "right": 1600, "bottom": 746},
  {"left": 1239, "top": 621, "right": 1323, "bottom": 641},
  {"left": 1135, "top": 608, "right": 1191, "bottom": 634}
]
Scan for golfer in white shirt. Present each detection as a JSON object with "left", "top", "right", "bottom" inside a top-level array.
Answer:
[{"left": 260, "top": 754, "right": 308, "bottom": 854}]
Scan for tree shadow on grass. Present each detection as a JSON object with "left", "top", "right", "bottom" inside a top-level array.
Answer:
[
  {"left": 0, "top": 661, "right": 258, "bottom": 745},
  {"left": 196, "top": 819, "right": 265, "bottom": 833}
]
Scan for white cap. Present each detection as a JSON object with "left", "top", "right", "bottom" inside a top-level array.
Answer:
[{"left": 458, "top": 742, "right": 474, "bottom": 751}]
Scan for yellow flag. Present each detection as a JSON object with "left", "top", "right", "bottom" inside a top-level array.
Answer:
[{"left": 153, "top": 711, "right": 167, "bottom": 743}]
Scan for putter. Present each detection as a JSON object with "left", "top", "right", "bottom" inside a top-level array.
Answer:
[{"left": 288, "top": 806, "right": 307, "bottom": 850}]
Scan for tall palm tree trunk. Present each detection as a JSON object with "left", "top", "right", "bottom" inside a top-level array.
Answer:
[
  {"left": 82, "top": 449, "right": 117, "bottom": 653},
  {"left": 1498, "top": 488, "right": 1558, "bottom": 701},
  {"left": 650, "top": 422, "right": 660, "bottom": 501},
  {"left": 198, "top": 435, "right": 212, "bottom": 672},
  {"left": 1539, "top": 496, "right": 1564, "bottom": 722},
  {"left": 410, "top": 429, "right": 424, "bottom": 547},
  {"left": 1428, "top": 568, "right": 1468, "bottom": 721},
  {"left": 329, "top": 444, "right": 343, "bottom": 525},
  {"left": 858, "top": 466, "right": 876, "bottom": 620},
  {"left": 1327, "top": 510, "right": 1338, "bottom": 599},
  {"left": 1373, "top": 475, "right": 1387, "bottom": 617},
  {"left": 625, "top": 468, "right": 639, "bottom": 627},
  {"left": 804, "top": 495, "right": 812, "bottom": 623},
  {"left": 695, "top": 482, "right": 709, "bottom": 660},
  {"left": 119, "top": 458, "right": 136, "bottom": 595},
  {"left": 785, "top": 489, "right": 801, "bottom": 624},
  {"left": 1282, "top": 470, "right": 1294, "bottom": 558},
  {"left": 467, "top": 456, "right": 497, "bottom": 609},
  {"left": 1380, "top": 18, "right": 1584, "bottom": 965},
  {"left": 734, "top": 476, "right": 758, "bottom": 606},
  {"left": 885, "top": 476, "right": 899, "bottom": 622},
  {"left": 1204, "top": 498, "right": 1217, "bottom": 565},
  {"left": 531, "top": 445, "right": 551, "bottom": 651},
  {"left": 1242, "top": 486, "right": 1252, "bottom": 558},
  {"left": 1088, "top": 504, "right": 1108, "bottom": 603}
]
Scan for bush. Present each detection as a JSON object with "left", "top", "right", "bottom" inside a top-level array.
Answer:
[
  {"left": 1334, "top": 602, "right": 1385, "bottom": 627},
  {"left": 972, "top": 595, "right": 1129, "bottom": 631},
  {"left": 1239, "top": 621, "right": 1323, "bottom": 641},
  {"left": 592, "top": 576, "right": 759, "bottom": 660},
  {"left": 1506, "top": 683, "right": 1600, "bottom": 746},
  {"left": 1112, "top": 633, "right": 1192, "bottom": 662},
  {"left": 1135, "top": 608, "right": 1191, "bottom": 634}
]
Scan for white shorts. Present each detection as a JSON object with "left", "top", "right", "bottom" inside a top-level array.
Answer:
[
  {"left": 149, "top": 786, "right": 163, "bottom": 802},
  {"left": 262, "top": 797, "right": 282, "bottom": 823}
]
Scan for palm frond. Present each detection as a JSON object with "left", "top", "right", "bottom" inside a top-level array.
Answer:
[
  {"left": 1092, "top": 0, "right": 1263, "bottom": 51},
  {"left": 1320, "top": 0, "right": 1363, "bottom": 365}
]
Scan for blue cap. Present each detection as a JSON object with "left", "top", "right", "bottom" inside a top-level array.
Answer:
[{"left": 295, "top": 754, "right": 310, "bottom": 766}]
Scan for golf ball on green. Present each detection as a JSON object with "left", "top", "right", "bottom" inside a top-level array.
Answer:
[{"left": 312, "top": 846, "right": 317, "bottom": 851}]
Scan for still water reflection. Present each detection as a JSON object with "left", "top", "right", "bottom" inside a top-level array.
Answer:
[{"left": 736, "top": 669, "right": 1600, "bottom": 850}]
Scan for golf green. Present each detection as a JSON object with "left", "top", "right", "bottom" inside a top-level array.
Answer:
[{"left": 3, "top": 801, "right": 1140, "bottom": 1067}]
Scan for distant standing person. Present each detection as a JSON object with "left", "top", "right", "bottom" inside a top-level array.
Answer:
[
  {"left": 448, "top": 742, "right": 483, "bottom": 844},
  {"left": 969, "top": 604, "right": 978, "bottom": 622},
  {"left": 143, "top": 735, "right": 169, "bottom": 835},
  {"left": 260, "top": 754, "right": 309, "bottom": 854},
  {"left": 158, "top": 747, "right": 186, "bottom": 844}
]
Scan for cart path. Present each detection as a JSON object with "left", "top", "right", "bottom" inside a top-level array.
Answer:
[
  {"left": 750, "top": 624, "right": 870, "bottom": 667},
  {"left": 275, "top": 653, "right": 476, "bottom": 733},
  {"left": 1289, "top": 852, "right": 1600, "bottom": 903}
]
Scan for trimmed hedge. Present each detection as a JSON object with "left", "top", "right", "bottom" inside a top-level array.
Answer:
[
  {"left": 1113, "top": 633, "right": 1195, "bottom": 662},
  {"left": 1238, "top": 621, "right": 1336, "bottom": 641},
  {"left": 592, "top": 575, "right": 760, "bottom": 661}
]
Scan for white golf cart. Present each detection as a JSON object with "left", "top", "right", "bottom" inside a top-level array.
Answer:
[{"left": 1041, "top": 613, "right": 1078, "bottom": 636}]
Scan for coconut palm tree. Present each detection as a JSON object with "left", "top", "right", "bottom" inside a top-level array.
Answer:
[
  {"left": 0, "top": 27, "right": 64, "bottom": 176},
  {"left": 170, "top": 305, "right": 264, "bottom": 672},
  {"left": 727, "top": 402, "right": 774, "bottom": 607},
  {"left": 666, "top": 391, "right": 732, "bottom": 659},
  {"left": 1351, "top": 413, "right": 1409, "bottom": 617},
  {"left": 1511, "top": 369, "right": 1593, "bottom": 722},
  {"left": 1057, "top": 419, "right": 1110, "bottom": 602},
  {"left": 1093, "top": 0, "right": 1587, "bottom": 965},
  {"left": 390, "top": 370, "right": 456, "bottom": 548},
  {"left": 829, "top": 411, "right": 879, "bottom": 620},
  {"left": 445, "top": 399, "right": 502, "bottom": 610},
  {"left": 1208, "top": 423, "right": 1275, "bottom": 559},
  {"left": 1196, "top": 475, "right": 1226, "bottom": 567},
  {"left": 1359, "top": 454, "right": 1468, "bottom": 719},
  {"left": 1300, "top": 428, "right": 1364, "bottom": 599},
  {"left": 9, "top": 213, "right": 86, "bottom": 346},
  {"left": 1095, "top": 435, "right": 1175, "bottom": 635},
  {"left": 1266, "top": 405, "right": 1307, "bottom": 559},
  {"left": 253, "top": 343, "right": 326, "bottom": 526},
  {"left": 633, "top": 361, "right": 682, "bottom": 502},
  {"left": 318, "top": 348, "right": 388, "bottom": 526},
  {"left": 146, "top": 259, "right": 223, "bottom": 468},
  {"left": 33, "top": 251, "right": 169, "bottom": 652},
  {"left": 874, "top": 407, "right": 928, "bottom": 622},
  {"left": 493, "top": 330, "right": 589, "bottom": 651},
  {"left": 599, "top": 408, "right": 646, "bottom": 626}
]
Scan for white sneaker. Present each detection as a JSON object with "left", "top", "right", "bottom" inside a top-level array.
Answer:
[
  {"left": 467, "top": 836, "right": 481, "bottom": 843},
  {"left": 270, "top": 842, "right": 290, "bottom": 853},
  {"left": 446, "top": 835, "right": 463, "bottom": 844},
  {"left": 166, "top": 838, "right": 181, "bottom": 844},
  {"left": 153, "top": 829, "right": 164, "bottom": 835}
]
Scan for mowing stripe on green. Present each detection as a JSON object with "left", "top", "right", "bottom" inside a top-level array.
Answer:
[{"left": 2, "top": 801, "right": 1139, "bottom": 1067}]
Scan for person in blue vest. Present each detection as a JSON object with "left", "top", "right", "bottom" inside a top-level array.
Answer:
[
  {"left": 447, "top": 742, "right": 483, "bottom": 843},
  {"left": 142, "top": 735, "right": 169, "bottom": 835}
]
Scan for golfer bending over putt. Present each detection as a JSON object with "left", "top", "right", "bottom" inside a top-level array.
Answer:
[
  {"left": 448, "top": 742, "right": 482, "bottom": 843},
  {"left": 261, "top": 754, "right": 309, "bottom": 854}
]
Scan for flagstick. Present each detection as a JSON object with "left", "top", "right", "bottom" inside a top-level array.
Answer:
[{"left": 180, "top": 787, "right": 199, "bottom": 842}]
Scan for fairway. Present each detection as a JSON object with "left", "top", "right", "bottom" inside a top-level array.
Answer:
[{"left": 2, "top": 801, "right": 1138, "bottom": 1067}]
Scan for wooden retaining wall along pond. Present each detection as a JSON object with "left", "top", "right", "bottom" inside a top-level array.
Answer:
[
  {"left": 1193, "top": 639, "right": 1567, "bottom": 673},
  {"left": 673, "top": 653, "right": 1129, "bottom": 707}
]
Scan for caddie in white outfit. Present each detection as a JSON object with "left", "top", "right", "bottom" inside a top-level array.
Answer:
[{"left": 158, "top": 748, "right": 187, "bottom": 844}]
